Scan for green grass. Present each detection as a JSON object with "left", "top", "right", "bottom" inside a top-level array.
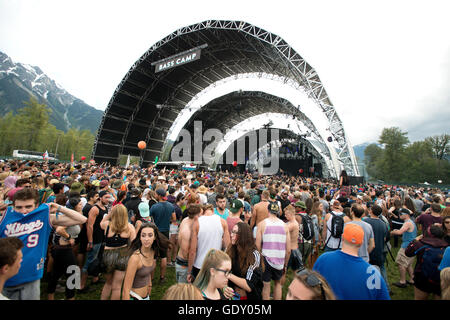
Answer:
[{"left": 41, "top": 241, "right": 415, "bottom": 300}]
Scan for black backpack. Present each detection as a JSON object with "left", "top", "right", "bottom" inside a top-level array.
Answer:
[
  {"left": 301, "top": 214, "right": 315, "bottom": 241},
  {"left": 324, "top": 212, "right": 345, "bottom": 249},
  {"left": 329, "top": 212, "right": 345, "bottom": 239}
]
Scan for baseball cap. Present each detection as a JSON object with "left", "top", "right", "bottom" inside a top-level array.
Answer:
[
  {"left": 230, "top": 200, "right": 243, "bottom": 213},
  {"left": 112, "top": 179, "right": 123, "bottom": 189},
  {"left": 156, "top": 188, "right": 166, "bottom": 197},
  {"left": 91, "top": 180, "right": 100, "bottom": 187},
  {"left": 268, "top": 202, "right": 280, "bottom": 215},
  {"left": 294, "top": 201, "right": 306, "bottom": 209},
  {"left": 331, "top": 199, "right": 340, "bottom": 207},
  {"left": 399, "top": 208, "right": 411, "bottom": 216},
  {"left": 138, "top": 202, "right": 150, "bottom": 218},
  {"left": 70, "top": 182, "right": 83, "bottom": 193},
  {"left": 343, "top": 223, "right": 364, "bottom": 245},
  {"left": 49, "top": 179, "right": 60, "bottom": 185},
  {"left": 131, "top": 188, "right": 141, "bottom": 197},
  {"left": 8, "top": 187, "right": 23, "bottom": 200},
  {"left": 99, "top": 190, "right": 109, "bottom": 198},
  {"left": 22, "top": 171, "right": 31, "bottom": 178}
]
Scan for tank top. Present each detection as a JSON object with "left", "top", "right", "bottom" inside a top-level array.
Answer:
[
  {"left": 194, "top": 215, "right": 223, "bottom": 269},
  {"left": 0, "top": 204, "right": 52, "bottom": 287},
  {"left": 261, "top": 218, "right": 286, "bottom": 270},
  {"left": 53, "top": 224, "right": 81, "bottom": 245},
  {"left": 93, "top": 205, "right": 108, "bottom": 244},
  {"left": 132, "top": 255, "right": 155, "bottom": 288},
  {"left": 214, "top": 208, "right": 230, "bottom": 220},
  {"left": 226, "top": 216, "right": 241, "bottom": 235},
  {"left": 401, "top": 219, "right": 417, "bottom": 249},
  {"left": 105, "top": 227, "right": 129, "bottom": 247}
]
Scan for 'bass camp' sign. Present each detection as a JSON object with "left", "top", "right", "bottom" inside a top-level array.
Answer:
[{"left": 152, "top": 44, "right": 207, "bottom": 73}]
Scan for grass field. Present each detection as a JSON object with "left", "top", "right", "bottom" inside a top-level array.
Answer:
[{"left": 40, "top": 241, "right": 416, "bottom": 300}]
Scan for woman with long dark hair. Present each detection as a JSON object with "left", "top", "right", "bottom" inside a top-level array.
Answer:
[
  {"left": 122, "top": 222, "right": 171, "bottom": 300},
  {"left": 225, "top": 222, "right": 263, "bottom": 300},
  {"left": 442, "top": 215, "right": 450, "bottom": 245},
  {"left": 388, "top": 199, "right": 404, "bottom": 247},
  {"left": 339, "top": 170, "right": 350, "bottom": 197}
]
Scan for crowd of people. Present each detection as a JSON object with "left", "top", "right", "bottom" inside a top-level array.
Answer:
[{"left": 0, "top": 159, "right": 449, "bottom": 301}]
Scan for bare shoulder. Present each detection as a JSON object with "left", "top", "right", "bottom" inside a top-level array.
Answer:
[{"left": 128, "top": 251, "right": 142, "bottom": 265}]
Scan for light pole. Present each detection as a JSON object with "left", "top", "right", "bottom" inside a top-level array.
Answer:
[{"left": 54, "top": 133, "right": 62, "bottom": 160}]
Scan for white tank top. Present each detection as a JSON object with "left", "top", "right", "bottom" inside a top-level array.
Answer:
[{"left": 194, "top": 215, "right": 224, "bottom": 269}]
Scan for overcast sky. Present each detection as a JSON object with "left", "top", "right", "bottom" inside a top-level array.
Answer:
[{"left": 1, "top": 0, "right": 449, "bottom": 146}]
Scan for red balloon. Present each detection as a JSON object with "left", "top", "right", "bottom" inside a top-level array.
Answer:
[
  {"left": 299, "top": 169, "right": 303, "bottom": 173},
  {"left": 81, "top": 156, "right": 86, "bottom": 161},
  {"left": 138, "top": 141, "right": 146, "bottom": 149},
  {"left": 232, "top": 161, "right": 237, "bottom": 167}
]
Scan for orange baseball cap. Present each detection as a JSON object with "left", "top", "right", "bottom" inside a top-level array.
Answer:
[{"left": 343, "top": 223, "right": 364, "bottom": 245}]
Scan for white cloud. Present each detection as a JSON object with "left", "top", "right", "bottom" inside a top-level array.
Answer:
[{"left": 1, "top": 0, "right": 449, "bottom": 147}]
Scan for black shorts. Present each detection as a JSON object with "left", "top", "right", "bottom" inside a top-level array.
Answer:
[
  {"left": 287, "top": 248, "right": 303, "bottom": 271},
  {"left": 158, "top": 246, "right": 167, "bottom": 259},
  {"left": 262, "top": 256, "right": 284, "bottom": 282},
  {"left": 161, "top": 231, "right": 170, "bottom": 240}
]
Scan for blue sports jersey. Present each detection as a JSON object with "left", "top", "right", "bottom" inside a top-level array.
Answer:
[{"left": 0, "top": 204, "right": 52, "bottom": 287}]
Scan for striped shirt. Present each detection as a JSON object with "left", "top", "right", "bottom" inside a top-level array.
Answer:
[{"left": 261, "top": 218, "right": 287, "bottom": 270}]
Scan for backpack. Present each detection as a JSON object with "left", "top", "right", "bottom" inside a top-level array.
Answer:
[
  {"left": 323, "top": 212, "right": 345, "bottom": 249},
  {"left": 329, "top": 212, "right": 345, "bottom": 239},
  {"left": 38, "top": 188, "right": 53, "bottom": 205},
  {"left": 415, "top": 245, "right": 446, "bottom": 284},
  {"left": 301, "top": 214, "right": 315, "bottom": 241}
]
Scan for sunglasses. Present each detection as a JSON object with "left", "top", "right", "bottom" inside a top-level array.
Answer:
[
  {"left": 296, "top": 267, "right": 326, "bottom": 300},
  {"left": 214, "top": 268, "right": 231, "bottom": 276}
]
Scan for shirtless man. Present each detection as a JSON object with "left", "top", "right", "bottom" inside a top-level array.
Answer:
[
  {"left": 250, "top": 190, "right": 271, "bottom": 238},
  {"left": 281, "top": 205, "right": 302, "bottom": 285},
  {"left": 175, "top": 204, "right": 202, "bottom": 283}
]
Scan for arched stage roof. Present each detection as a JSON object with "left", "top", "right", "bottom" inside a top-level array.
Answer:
[{"left": 92, "top": 20, "right": 359, "bottom": 177}]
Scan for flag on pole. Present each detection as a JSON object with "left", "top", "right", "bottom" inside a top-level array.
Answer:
[
  {"left": 43, "top": 150, "right": 49, "bottom": 160},
  {"left": 154, "top": 156, "right": 159, "bottom": 165},
  {"left": 125, "top": 154, "right": 130, "bottom": 168}
]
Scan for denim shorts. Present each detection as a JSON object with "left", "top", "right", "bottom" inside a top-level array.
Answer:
[
  {"left": 3, "top": 279, "right": 40, "bottom": 300},
  {"left": 82, "top": 243, "right": 102, "bottom": 273},
  {"left": 175, "top": 256, "right": 188, "bottom": 283}
]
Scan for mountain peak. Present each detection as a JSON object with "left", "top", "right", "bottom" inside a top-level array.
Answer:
[{"left": 0, "top": 51, "right": 102, "bottom": 134}]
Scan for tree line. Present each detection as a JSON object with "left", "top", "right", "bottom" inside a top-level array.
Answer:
[
  {"left": 364, "top": 127, "right": 450, "bottom": 184},
  {"left": 0, "top": 98, "right": 95, "bottom": 162}
]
